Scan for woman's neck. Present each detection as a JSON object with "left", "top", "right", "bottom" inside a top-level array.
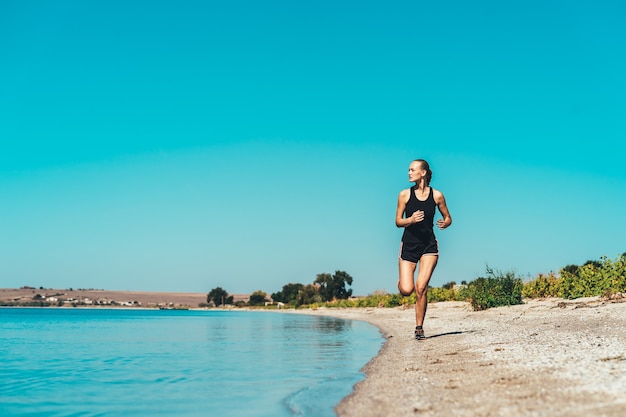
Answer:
[{"left": 414, "top": 180, "right": 428, "bottom": 190}]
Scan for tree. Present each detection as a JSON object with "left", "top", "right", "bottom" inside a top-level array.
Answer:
[
  {"left": 562, "top": 264, "right": 579, "bottom": 275},
  {"left": 442, "top": 281, "right": 457, "bottom": 290},
  {"left": 315, "top": 273, "right": 333, "bottom": 301},
  {"left": 248, "top": 290, "right": 269, "bottom": 306},
  {"left": 271, "top": 283, "right": 304, "bottom": 304},
  {"left": 583, "top": 259, "right": 602, "bottom": 268},
  {"left": 314, "top": 270, "right": 353, "bottom": 302},
  {"left": 296, "top": 284, "right": 322, "bottom": 306},
  {"left": 207, "top": 287, "right": 233, "bottom": 306}
]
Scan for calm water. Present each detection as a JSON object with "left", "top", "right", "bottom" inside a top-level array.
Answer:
[{"left": 0, "top": 308, "right": 383, "bottom": 417}]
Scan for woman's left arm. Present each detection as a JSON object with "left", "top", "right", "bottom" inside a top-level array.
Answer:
[{"left": 433, "top": 189, "right": 452, "bottom": 230}]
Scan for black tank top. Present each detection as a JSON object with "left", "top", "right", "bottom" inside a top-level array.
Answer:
[{"left": 402, "top": 186, "right": 436, "bottom": 243}]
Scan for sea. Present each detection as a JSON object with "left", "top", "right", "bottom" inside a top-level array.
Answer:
[{"left": 0, "top": 307, "right": 383, "bottom": 417}]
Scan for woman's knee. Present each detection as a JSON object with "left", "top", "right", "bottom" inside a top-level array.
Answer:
[
  {"left": 415, "top": 285, "right": 428, "bottom": 298},
  {"left": 398, "top": 282, "right": 414, "bottom": 296}
]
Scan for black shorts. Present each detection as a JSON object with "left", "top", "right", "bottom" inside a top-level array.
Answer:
[{"left": 399, "top": 239, "right": 439, "bottom": 263}]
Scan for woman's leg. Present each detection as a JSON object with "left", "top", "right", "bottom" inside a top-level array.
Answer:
[
  {"left": 398, "top": 259, "right": 417, "bottom": 296},
  {"left": 415, "top": 255, "right": 438, "bottom": 327}
]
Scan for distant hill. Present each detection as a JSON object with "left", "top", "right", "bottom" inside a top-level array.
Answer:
[{"left": 0, "top": 288, "right": 250, "bottom": 308}]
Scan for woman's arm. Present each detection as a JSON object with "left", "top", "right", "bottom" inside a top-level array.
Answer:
[
  {"left": 396, "top": 189, "right": 423, "bottom": 228},
  {"left": 433, "top": 189, "right": 452, "bottom": 230}
]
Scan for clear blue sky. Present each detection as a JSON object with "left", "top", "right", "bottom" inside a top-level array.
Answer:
[{"left": 2, "top": 1, "right": 625, "bottom": 295}]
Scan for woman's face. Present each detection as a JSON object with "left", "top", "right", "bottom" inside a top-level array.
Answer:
[{"left": 408, "top": 161, "right": 425, "bottom": 182}]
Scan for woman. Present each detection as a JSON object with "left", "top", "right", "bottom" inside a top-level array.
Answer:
[{"left": 396, "top": 159, "right": 452, "bottom": 340}]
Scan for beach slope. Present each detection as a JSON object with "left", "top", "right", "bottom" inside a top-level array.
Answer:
[{"left": 297, "top": 297, "right": 626, "bottom": 417}]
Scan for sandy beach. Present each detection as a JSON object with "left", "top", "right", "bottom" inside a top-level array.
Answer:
[{"left": 294, "top": 297, "right": 626, "bottom": 417}]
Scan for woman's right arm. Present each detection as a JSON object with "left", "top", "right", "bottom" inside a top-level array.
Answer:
[
  {"left": 396, "top": 189, "right": 424, "bottom": 227},
  {"left": 395, "top": 190, "right": 408, "bottom": 227},
  {"left": 396, "top": 190, "right": 416, "bottom": 228}
]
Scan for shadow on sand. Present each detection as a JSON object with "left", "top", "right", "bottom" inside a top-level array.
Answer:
[{"left": 425, "top": 330, "right": 476, "bottom": 339}]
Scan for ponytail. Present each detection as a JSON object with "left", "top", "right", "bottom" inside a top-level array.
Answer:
[{"left": 414, "top": 159, "right": 432, "bottom": 185}]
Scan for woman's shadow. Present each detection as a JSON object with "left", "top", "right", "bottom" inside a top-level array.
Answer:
[{"left": 425, "top": 330, "right": 476, "bottom": 339}]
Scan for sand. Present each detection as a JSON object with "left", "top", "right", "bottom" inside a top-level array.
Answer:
[{"left": 293, "top": 297, "right": 626, "bottom": 417}]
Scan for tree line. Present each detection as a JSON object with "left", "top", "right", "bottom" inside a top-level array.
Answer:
[
  {"left": 206, "top": 270, "right": 353, "bottom": 307},
  {"left": 206, "top": 252, "right": 626, "bottom": 310}
]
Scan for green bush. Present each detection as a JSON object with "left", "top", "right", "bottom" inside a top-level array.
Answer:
[
  {"left": 559, "top": 254, "right": 626, "bottom": 299},
  {"left": 455, "top": 285, "right": 472, "bottom": 302},
  {"left": 466, "top": 267, "right": 523, "bottom": 311},
  {"left": 375, "top": 293, "right": 406, "bottom": 307},
  {"left": 427, "top": 286, "right": 457, "bottom": 302},
  {"left": 319, "top": 291, "right": 407, "bottom": 308},
  {"left": 520, "top": 254, "right": 626, "bottom": 300},
  {"left": 609, "top": 254, "right": 626, "bottom": 294},
  {"left": 331, "top": 298, "right": 357, "bottom": 308},
  {"left": 290, "top": 254, "right": 626, "bottom": 309},
  {"left": 522, "top": 272, "right": 562, "bottom": 298}
]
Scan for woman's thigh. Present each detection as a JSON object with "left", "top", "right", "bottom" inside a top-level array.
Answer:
[
  {"left": 416, "top": 255, "right": 439, "bottom": 290},
  {"left": 398, "top": 259, "right": 417, "bottom": 294}
]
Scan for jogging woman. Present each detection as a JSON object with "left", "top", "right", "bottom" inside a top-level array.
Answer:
[{"left": 396, "top": 159, "right": 452, "bottom": 340}]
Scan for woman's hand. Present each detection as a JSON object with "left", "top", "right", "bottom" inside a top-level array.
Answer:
[
  {"left": 410, "top": 210, "right": 424, "bottom": 224},
  {"left": 436, "top": 218, "right": 449, "bottom": 229}
]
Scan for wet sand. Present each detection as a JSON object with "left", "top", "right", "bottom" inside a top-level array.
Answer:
[{"left": 294, "top": 297, "right": 626, "bottom": 417}]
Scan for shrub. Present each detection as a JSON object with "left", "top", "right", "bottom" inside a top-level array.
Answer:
[
  {"left": 466, "top": 267, "right": 523, "bottom": 311},
  {"left": 442, "top": 281, "right": 456, "bottom": 290},
  {"left": 522, "top": 272, "right": 561, "bottom": 298},
  {"left": 318, "top": 291, "right": 407, "bottom": 308},
  {"left": 372, "top": 292, "right": 405, "bottom": 307},
  {"left": 387, "top": 293, "right": 405, "bottom": 307},
  {"left": 559, "top": 254, "right": 626, "bottom": 299},
  {"left": 455, "top": 284, "right": 472, "bottom": 302},
  {"left": 520, "top": 254, "right": 626, "bottom": 300},
  {"left": 427, "top": 286, "right": 457, "bottom": 302}
]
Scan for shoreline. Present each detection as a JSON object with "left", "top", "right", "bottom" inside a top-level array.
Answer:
[
  {"left": 4, "top": 288, "right": 625, "bottom": 415},
  {"left": 293, "top": 297, "right": 626, "bottom": 417}
]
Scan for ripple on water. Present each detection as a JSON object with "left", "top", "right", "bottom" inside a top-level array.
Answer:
[{"left": 0, "top": 308, "right": 383, "bottom": 417}]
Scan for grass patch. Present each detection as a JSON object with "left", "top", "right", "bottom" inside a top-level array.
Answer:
[{"left": 465, "top": 266, "right": 524, "bottom": 311}]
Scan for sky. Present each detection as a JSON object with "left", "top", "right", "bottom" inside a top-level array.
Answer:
[{"left": 1, "top": 0, "right": 625, "bottom": 296}]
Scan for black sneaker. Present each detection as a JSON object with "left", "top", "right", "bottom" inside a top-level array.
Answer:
[{"left": 414, "top": 326, "right": 425, "bottom": 340}]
